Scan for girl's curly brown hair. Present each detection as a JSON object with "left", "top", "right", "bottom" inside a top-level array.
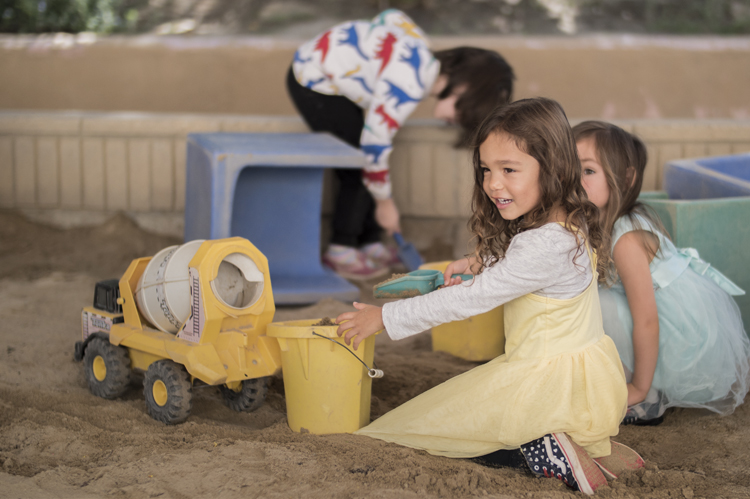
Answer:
[
  {"left": 468, "top": 98, "right": 609, "bottom": 277},
  {"left": 572, "top": 120, "right": 666, "bottom": 284}
]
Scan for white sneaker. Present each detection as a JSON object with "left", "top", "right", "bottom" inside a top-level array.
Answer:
[
  {"left": 361, "top": 242, "right": 400, "bottom": 267},
  {"left": 323, "top": 245, "right": 389, "bottom": 281}
]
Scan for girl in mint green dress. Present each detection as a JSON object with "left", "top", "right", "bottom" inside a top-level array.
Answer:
[{"left": 574, "top": 121, "right": 749, "bottom": 423}]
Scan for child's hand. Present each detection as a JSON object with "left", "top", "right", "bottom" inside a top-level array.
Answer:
[
  {"left": 375, "top": 198, "right": 401, "bottom": 235},
  {"left": 443, "top": 256, "right": 478, "bottom": 287},
  {"left": 336, "top": 302, "right": 384, "bottom": 350}
]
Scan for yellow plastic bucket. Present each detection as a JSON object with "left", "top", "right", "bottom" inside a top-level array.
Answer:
[
  {"left": 420, "top": 261, "right": 505, "bottom": 361},
  {"left": 267, "top": 319, "right": 377, "bottom": 434}
]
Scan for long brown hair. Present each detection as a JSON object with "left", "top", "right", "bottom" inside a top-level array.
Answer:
[
  {"left": 468, "top": 98, "right": 607, "bottom": 276},
  {"left": 572, "top": 120, "right": 665, "bottom": 283},
  {"left": 434, "top": 47, "right": 514, "bottom": 147}
]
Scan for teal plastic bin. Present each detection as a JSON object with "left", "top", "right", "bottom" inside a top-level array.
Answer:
[{"left": 640, "top": 194, "right": 750, "bottom": 334}]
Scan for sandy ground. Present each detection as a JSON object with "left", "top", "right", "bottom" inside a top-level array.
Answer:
[{"left": 1, "top": 209, "right": 750, "bottom": 499}]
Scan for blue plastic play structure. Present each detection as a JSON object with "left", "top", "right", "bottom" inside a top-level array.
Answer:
[
  {"left": 664, "top": 153, "right": 750, "bottom": 199},
  {"left": 184, "top": 133, "right": 366, "bottom": 305}
]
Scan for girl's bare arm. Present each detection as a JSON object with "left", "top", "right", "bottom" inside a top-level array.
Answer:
[{"left": 613, "top": 231, "right": 660, "bottom": 406}]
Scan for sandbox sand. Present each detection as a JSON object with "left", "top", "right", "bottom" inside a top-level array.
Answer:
[{"left": 1, "top": 209, "right": 749, "bottom": 498}]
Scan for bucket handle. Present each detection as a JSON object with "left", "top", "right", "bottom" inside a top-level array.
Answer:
[{"left": 311, "top": 332, "right": 384, "bottom": 378}]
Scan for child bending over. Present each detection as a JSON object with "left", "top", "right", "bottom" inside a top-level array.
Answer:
[{"left": 287, "top": 9, "right": 514, "bottom": 279}]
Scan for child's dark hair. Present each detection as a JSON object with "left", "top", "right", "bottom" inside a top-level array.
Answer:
[
  {"left": 469, "top": 98, "right": 607, "bottom": 276},
  {"left": 434, "top": 47, "right": 515, "bottom": 147},
  {"left": 572, "top": 120, "right": 666, "bottom": 283}
]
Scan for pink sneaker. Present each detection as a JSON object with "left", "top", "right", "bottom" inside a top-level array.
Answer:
[
  {"left": 594, "top": 441, "right": 645, "bottom": 480},
  {"left": 323, "top": 245, "right": 389, "bottom": 281},
  {"left": 362, "top": 242, "right": 401, "bottom": 267},
  {"left": 520, "top": 433, "right": 608, "bottom": 495}
]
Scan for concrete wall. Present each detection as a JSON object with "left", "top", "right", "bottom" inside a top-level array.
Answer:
[
  {"left": 2, "top": 111, "right": 750, "bottom": 240},
  {"left": 3, "top": 33, "right": 748, "bottom": 254},
  {"left": 2, "top": 35, "right": 750, "bottom": 120}
]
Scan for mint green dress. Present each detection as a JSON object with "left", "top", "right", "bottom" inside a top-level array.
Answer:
[{"left": 599, "top": 214, "right": 749, "bottom": 419}]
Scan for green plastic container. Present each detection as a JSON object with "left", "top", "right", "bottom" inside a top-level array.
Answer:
[{"left": 640, "top": 193, "right": 750, "bottom": 335}]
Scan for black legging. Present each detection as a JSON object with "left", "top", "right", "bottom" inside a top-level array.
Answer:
[
  {"left": 473, "top": 448, "right": 527, "bottom": 470},
  {"left": 286, "top": 67, "right": 381, "bottom": 248}
]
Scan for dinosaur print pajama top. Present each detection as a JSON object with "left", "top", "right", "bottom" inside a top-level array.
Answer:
[{"left": 292, "top": 9, "right": 440, "bottom": 201}]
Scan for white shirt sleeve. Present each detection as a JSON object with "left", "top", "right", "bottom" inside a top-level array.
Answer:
[{"left": 382, "top": 224, "right": 591, "bottom": 340}]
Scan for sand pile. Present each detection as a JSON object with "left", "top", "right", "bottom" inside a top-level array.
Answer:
[{"left": 1, "top": 209, "right": 748, "bottom": 498}]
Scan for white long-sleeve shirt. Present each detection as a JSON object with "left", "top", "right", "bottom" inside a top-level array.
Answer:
[
  {"left": 292, "top": 9, "right": 440, "bottom": 200},
  {"left": 383, "top": 224, "right": 594, "bottom": 340}
]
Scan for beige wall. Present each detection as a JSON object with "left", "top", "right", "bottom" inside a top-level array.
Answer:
[
  {"left": 2, "top": 111, "right": 749, "bottom": 221},
  {"left": 2, "top": 35, "right": 750, "bottom": 120}
]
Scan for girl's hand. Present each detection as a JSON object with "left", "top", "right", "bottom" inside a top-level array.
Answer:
[
  {"left": 375, "top": 198, "right": 401, "bottom": 235},
  {"left": 626, "top": 383, "right": 648, "bottom": 406},
  {"left": 443, "top": 256, "right": 479, "bottom": 287},
  {"left": 336, "top": 302, "right": 384, "bottom": 350}
]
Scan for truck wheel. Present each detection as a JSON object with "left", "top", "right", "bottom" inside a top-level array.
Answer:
[
  {"left": 219, "top": 377, "right": 269, "bottom": 412},
  {"left": 143, "top": 361, "right": 192, "bottom": 424},
  {"left": 83, "top": 337, "right": 131, "bottom": 399}
]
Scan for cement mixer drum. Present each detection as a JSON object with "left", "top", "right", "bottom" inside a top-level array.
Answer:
[
  {"left": 134, "top": 241, "right": 265, "bottom": 334},
  {"left": 211, "top": 252, "right": 265, "bottom": 309}
]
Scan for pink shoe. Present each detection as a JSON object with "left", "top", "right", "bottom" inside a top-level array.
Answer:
[
  {"left": 553, "top": 433, "right": 608, "bottom": 495},
  {"left": 521, "top": 433, "right": 608, "bottom": 495},
  {"left": 362, "top": 242, "right": 401, "bottom": 267},
  {"left": 594, "top": 441, "right": 645, "bottom": 480},
  {"left": 323, "top": 245, "right": 389, "bottom": 281}
]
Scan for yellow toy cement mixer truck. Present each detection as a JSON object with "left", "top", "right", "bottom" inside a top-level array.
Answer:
[{"left": 73, "top": 237, "right": 282, "bottom": 424}]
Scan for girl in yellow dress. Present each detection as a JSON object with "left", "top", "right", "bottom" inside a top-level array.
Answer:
[{"left": 336, "top": 97, "right": 635, "bottom": 495}]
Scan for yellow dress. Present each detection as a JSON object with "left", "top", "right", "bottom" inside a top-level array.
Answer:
[{"left": 355, "top": 246, "right": 627, "bottom": 459}]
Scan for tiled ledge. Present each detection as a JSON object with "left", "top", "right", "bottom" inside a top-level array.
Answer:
[{"left": 1, "top": 111, "right": 749, "bottom": 227}]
